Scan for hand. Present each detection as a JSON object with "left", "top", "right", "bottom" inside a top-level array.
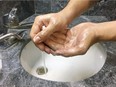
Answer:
[
  {"left": 30, "top": 0, "right": 98, "bottom": 53},
  {"left": 44, "top": 29, "right": 68, "bottom": 51},
  {"left": 45, "top": 22, "right": 98, "bottom": 57},
  {"left": 30, "top": 13, "right": 68, "bottom": 51},
  {"left": 40, "top": 28, "right": 68, "bottom": 54}
]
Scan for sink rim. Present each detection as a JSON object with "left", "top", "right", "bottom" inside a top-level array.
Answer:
[{"left": 20, "top": 41, "right": 107, "bottom": 82}]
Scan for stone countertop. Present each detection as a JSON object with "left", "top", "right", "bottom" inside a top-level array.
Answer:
[{"left": 0, "top": 15, "right": 116, "bottom": 87}]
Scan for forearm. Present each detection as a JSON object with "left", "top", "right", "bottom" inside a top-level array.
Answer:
[
  {"left": 95, "top": 21, "right": 116, "bottom": 41},
  {"left": 59, "top": 0, "right": 98, "bottom": 24}
]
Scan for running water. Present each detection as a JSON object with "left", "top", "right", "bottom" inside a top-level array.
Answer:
[
  {"left": 36, "top": 26, "right": 48, "bottom": 75},
  {"left": 41, "top": 26, "right": 47, "bottom": 74},
  {"left": 36, "top": 52, "right": 48, "bottom": 75},
  {"left": 42, "top": 52, "right": 47, "bottom": 74}
]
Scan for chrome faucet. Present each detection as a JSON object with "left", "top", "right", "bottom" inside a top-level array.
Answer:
[
  {"left": 0, "top": 33, "right": 22, "bottom": 42},
  {"left": 2, "top": 7, "right": 19, "bottom": 28},
  {"left": 0, "top": 7, "right": 32, "bottom": 42}
]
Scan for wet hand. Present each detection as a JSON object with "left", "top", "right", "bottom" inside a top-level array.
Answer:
[
  {"left": 45, "top": 22, "right": 98, "bottom": 57},
  {"left": 30, "top": 13, "right": 68, "bottom": 51},
  {"left": 30, "top": 13, "right": 68, "bottom": 42}
]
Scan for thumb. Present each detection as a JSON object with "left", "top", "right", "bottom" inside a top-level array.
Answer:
[{"left": 33, "top": 22, "right": 56, "bottom": 43}]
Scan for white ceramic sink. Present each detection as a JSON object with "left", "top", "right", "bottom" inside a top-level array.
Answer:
[{"left": 20, "top": 41, "right": 107, "bottom": 82}]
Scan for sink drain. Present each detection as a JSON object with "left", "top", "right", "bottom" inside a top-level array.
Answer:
[{"left": 36, "top": 66, "right": 48, "bottom": 75}]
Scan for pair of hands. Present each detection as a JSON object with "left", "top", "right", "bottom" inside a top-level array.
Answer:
[{"left": 30, "top": 13, "right": 98, "bottom": 57}]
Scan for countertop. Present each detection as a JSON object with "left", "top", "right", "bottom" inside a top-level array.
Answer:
[{"left": 0, "top": 15, "right": 116, "bottom": 87}]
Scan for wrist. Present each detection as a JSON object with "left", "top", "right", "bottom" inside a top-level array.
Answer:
[
  {"left": 58, "top": 0, "right": 97, "bottom": 25},
  {"left": 94, "top": 21, "right": 116, "bottom": 41},
  {"left": 57, "top": 11, "right": 73, "bottom": 25}
]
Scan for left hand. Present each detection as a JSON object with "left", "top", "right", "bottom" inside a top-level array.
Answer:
[{"left": 45, "top": 22, "right": 98, "bottom": 57}]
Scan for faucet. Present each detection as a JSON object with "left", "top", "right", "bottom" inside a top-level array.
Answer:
[
  {"left": 0, "top": 7, "right": 32, "bottom": 42},
  {"left": 2, "top": 7, "right": 19, "bottom": 28},
  {"left": 2, "top": 7, "right": 33, "bottom": 29},
  {"left": 0, "top": 33, "right": 22, "bottom": 42}
]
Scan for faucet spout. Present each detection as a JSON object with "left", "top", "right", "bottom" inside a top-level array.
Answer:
[{"left": 0, "top": 33, "right": 22, "bottom": 42}]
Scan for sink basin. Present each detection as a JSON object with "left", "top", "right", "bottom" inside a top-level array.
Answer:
[{"left": 20, "top": 41, "right": 107, "bottom": 82}]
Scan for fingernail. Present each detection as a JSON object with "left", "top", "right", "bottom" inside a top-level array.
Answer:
[{"left": 34, "top": 36, "right": 41, "bottom": 42}]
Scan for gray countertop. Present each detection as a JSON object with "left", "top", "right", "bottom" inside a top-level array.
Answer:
[{"left": 0, "top": 15, "right": 116, "bottom": 87}]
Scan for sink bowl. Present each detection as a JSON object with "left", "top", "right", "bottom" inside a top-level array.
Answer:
[{"left": 20, "top": 41, "right": 107, "bottom": 82}]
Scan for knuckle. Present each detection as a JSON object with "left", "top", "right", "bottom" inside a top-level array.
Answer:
[
  {"left": 38, "top": 34, "right": 47, "bottom": 42},
  {"left": 39, "top": 33, "right": 46, "bottom": 40},
  {"left": 35, "top": 16, "right": 43, "bottom": 22}
]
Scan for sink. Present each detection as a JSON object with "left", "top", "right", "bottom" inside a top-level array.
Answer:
[{"left": 20, "top": 41, "right": 107, "bottom": 82}]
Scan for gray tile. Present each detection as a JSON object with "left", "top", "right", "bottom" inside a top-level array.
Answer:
[
  {"left": 34, "top": 0, "right": 51, "bottom": 14},
  {"left": 51, "top": 0, "right": 68, "bottom": 12}
]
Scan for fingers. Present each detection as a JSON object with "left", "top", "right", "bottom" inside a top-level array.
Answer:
[
  {"left": 52, "top": 32, "right": 66, "bottom": 40},
  {"left": 32, "top": 19, "right": 68, "bottom": 43},
  {"left": 49, "top": 36, "right": 65, "bottom": 44},
  {"left": 57, "top": 28, "right": 68, "bottom": 34},
  {"left": 30, "top": 15, "right": 50, "bottom": 42},
  {"left": 35, "top": 42, "right": 53, "bottom": 54},
  {"left": 44, "top": 45, "right": 53, "bottom": 54},
  {"left": 33, "top": 20, "right": 57, "bottom": 43},
  {"left": 45, "top": 38, "right": 63, "bottom": 51},
  {"left": 35, "top": 43, "right": 45, "bottom": 51},
  {"left": 30, "top": 16, "right": 44, "bottom": 39}
]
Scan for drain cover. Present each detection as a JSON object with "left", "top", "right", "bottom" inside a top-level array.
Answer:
[{"left": 36, "top": 66, "right": 48, "bottom": 75}]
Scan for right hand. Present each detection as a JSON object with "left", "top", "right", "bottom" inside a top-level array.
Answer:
[{"left": 30, "top": 13, "right": 68, "bottom": 51}]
